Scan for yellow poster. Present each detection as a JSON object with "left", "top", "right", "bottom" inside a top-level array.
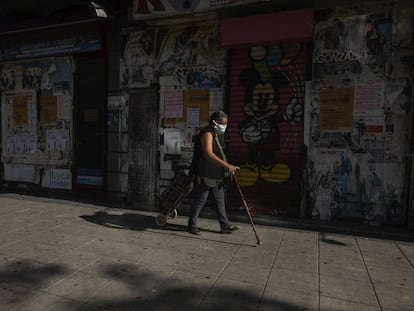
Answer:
[
  {"left": 12, "top": 96, "right": 28, "bottom": 127},
  {"left": 319, "top": 88, "right": 354, "bottom": 132},
  {"left": 40, "top": 95, "right": 58, "bottom": 124},
  {"left": 164, "top": 89, "right": 210, "bottom": 126}
]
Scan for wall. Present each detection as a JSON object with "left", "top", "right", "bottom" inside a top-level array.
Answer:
[
  {"left": 107, "top": 19, "right": 129, "bottom": 201},
  {"left": 0, "top": 58, "right": 73, "bottom": 190},
  {"left": 120, "top": 18, "right": 227, "bottom": 202},
  {"left": 307, "top": 2, "right": 414, "bottom": 225}
]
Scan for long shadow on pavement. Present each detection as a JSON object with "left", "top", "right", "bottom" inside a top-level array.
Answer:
[{"left": 79, "top": 211, "right": 186, "bottom": 232}]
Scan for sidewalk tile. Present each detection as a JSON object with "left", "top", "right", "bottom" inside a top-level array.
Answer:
[
  {"left": 259, "top": 285, "right": 318, "bottom": 311},
  {"left": 375, "top": 284, "right": 414, "bottom": 311},
  {"left": 320, "top": 275, "right": 378, "bottom": 305},
  {"left": 44, "top": 271, "right": 113, "bottom": 303},
  {"left": 204, "top": 278, "right": 263, "bottom": 310},
  {"left": 320, "top": 296, "right": 379, "bottom": 311},
  {"left": 268, "top": 268, "right": 318, "bottom": 293}
]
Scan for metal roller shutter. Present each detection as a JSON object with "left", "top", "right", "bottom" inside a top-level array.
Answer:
[{"left": 227, "top": 43, "right": 308, "bottom": 217}]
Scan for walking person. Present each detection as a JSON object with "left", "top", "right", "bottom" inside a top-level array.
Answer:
[{"left": 187, "top": 111, "right": 240, "bottom": 235}]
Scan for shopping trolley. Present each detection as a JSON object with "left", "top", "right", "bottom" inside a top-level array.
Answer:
[{"left": 155, "top": 172, "right": 193, "bottom": 226}]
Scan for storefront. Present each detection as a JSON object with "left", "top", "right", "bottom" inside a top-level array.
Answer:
[
  {"left": 0, "top": 21, "right": 109, "bottom": 197},
  {"left": 124, "top": 1, "right": 414, "bottom": 228},
  {"left": 221, "top": 9, "right": 314, "bottom": 217}
]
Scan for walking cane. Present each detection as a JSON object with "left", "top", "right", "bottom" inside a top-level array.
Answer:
[{"left": 233, "top": 175, "right": 262, "bottom": 245}]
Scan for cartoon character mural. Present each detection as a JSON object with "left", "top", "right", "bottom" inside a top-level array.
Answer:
[{"left": 236, "top": 45, "right": 304, "bottom": 187}]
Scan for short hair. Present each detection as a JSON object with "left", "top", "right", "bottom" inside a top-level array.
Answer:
[{"left": 209, "top": 111, "right": 228, "bottom": 125}]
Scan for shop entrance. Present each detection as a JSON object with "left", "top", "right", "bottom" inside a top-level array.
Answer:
[{"left": 73, "top": 56, "right": 107, "bottom": 196}]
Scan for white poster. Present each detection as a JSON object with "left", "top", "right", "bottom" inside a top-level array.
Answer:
[
  {"left": 164, "top": 128, "right": 182, "bottom": 154},
  {"left": 354, "top": 80, "right": 384, "bottom": 116},
  {"left": 46, "top": 129, "right": 70, "bottom": 159},
  {"left": 3, "top": 164, "right": 36, "bottom": 182},
  {"left": 209, "top": 88, "right": 224, "bottom": 113},
  {"left": 41, "top": 168, "right": 72, "bottom": 190},
  {"left": 187, "top": 108, "right": 200, "bottom": 128},
  {"left": 164, "top": 90, "right": 183, "bottom": 118}
]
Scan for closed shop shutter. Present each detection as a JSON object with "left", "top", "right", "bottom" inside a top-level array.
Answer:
[{"left": 227, "top": 43, "right": 308, "bottom": 217}]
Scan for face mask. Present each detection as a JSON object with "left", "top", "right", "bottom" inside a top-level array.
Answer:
[
  {"left": 217, "top": 124, "right": 227, "bottom": 134},
  {"left": 213, "top": 120, "right": 227, "bottom": 134}
]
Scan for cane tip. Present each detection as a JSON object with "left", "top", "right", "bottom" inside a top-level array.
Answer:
[{"left": 257, "top": 241, "right": 262, "bottom": 245}]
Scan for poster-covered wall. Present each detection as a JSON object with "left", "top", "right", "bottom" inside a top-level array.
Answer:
[
  {"left": 0, "top": 58, "right": 73, "bottom": 190},
  {"left": 121, "top": 19, "right": 227, "bottom": 195},
  {"left": 308, "top": 7, "right": 414, "bottom": 225}
]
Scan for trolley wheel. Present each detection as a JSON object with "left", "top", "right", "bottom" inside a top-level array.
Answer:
[
  {"left": 167, "top": 209, "right": 178, "bottom": 219},
  {"left": 155, "top": 214, "right": 167, "bottom": 226}
]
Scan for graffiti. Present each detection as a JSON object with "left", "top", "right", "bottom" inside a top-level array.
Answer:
[
  {"left": 315, "top": 18, "right": 349, "bottom": 50},
  {"left": 121, "top": 30, "right": 155, "bottom": 88},
  {"left": 121, "top": 22, "right": 224, "bottom": 89},
  {"left": 313, "top": 49, "right": 363, "bottom": 85},
  {"left": 0, "top": 60, "right": 72, "bottom": 93},
  {"left": 236, "top": 45, "right": 304, "bottom": 187},
  {"left": 308, "top": 150, "right": 402, "bottom": 225},
  {"left": 364, "top": 13, "right": 393, "bottom": 74},
  {"left": 156, "top": 24, "right": 224, "bottom": 89}
]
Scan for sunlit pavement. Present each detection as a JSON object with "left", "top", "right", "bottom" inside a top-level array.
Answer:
[{"left": 0, "top": 192, "right": 413, "bottom": 311}]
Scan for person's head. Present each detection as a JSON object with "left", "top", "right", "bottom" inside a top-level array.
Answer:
[{"left": 209, "top": 111, "right": 228, "bottom": 134}]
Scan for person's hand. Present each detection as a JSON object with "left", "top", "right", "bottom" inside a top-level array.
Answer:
[{"left": 226, "top": 164, "right": 240, "bottom": 175}]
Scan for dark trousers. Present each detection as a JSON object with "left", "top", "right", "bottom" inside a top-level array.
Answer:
[{"left": 187, "top": 183, "right": 230, "bottom": 230}]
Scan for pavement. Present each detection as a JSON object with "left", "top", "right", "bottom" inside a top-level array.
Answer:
[{"left": 0, "top": 192, "right": 413, "bottom": 311}]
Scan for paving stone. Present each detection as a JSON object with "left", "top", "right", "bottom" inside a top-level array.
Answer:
[
  {"left": 0, "top": 240, "right": 67, "bottom": 264},
  {"left": 139, "top": 270, "right": 216, "bottom": 311},
  {"left": 9, "top": 292, "right": 82, "bottom": 311},
  {"left": 1, "top": 193, "right": 414, "bottom": 311},
  {"left": 274, "top": 251, "right": 318, "bottom": 273},
  {"left": 367, "top": 265, "right": 414, "bottom": 288},
  {"left": 319, "top": 260, "right": 367, "bottom": 281},
  {"left": 375, "top": 283, "right": 414, "bottom": 311},
  {"left": 44, "top": 271, "right": 113, "bottom": 303},
  {"left": 259, "top": 285, "right": 318, "bottom": 311},
  {"left": 0, "top": 257, "right": 72, "bottom": 290},
  {"left": 320, "top": 295, "right": 379, "bottom": 311},
  {"left": 204, "top": 278, "right": 263, "bottom": 310},
  {"left": 221, "top": 246, "right": 275, "bottom": 285},
  {"left": 268, "top": 267, "right": 318, "bottom": 293},
  {"left": 320, "top": 275, "right": 378, "bottom": 306},
  {"left": 0, "top": 281, "right": 38, "bottom": 311}
]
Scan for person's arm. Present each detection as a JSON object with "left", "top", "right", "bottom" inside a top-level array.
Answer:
[{"left": 201, "top": 132, "right": 239, "bottom": 174}]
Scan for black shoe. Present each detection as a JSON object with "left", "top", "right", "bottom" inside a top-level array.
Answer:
[
  {"left": 187, "top": 227, "right": 201, "bottom": 235},
  {"left": 220, "top": 225, "right": 240, "bottom": 234}
]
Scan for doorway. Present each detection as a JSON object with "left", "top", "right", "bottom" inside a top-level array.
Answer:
[{"left": 73, "top": 56, "right": 106, "bottom": 196}]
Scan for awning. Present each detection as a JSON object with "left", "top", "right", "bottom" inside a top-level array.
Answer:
[{"left": 220, "top": 8, "right": 314, "bottom": 48}]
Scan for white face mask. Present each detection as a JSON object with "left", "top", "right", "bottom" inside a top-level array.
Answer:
[
  {"left": 213, "top": 120, "right": 227, "bottom": 134},
  {"left": 217, "top": 123, "right": 227, "bottom": 134}
]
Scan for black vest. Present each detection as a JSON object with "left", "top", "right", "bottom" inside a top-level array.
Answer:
[{"left": 190, "top": 126, "right": 224, "bottom": 180}]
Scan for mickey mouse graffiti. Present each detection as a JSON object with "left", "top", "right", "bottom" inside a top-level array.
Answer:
[{"left": 237, "top": 45, "right": 304, "bottom": 187}]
